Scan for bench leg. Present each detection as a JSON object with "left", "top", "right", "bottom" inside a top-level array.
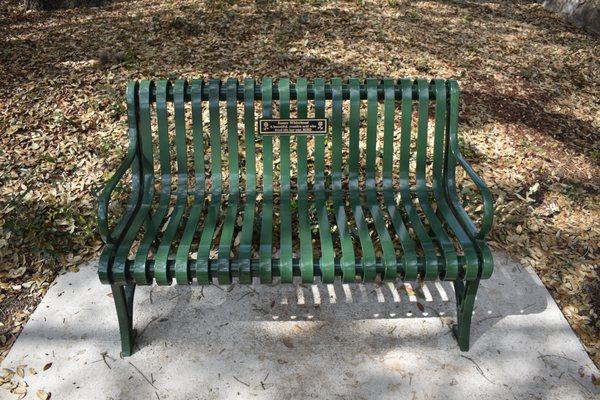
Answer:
[
  {"left": 452, "top": 278, "right": 479, "bottom": 351},
  {"left": 111, "top": 283, "right": 136, "bottom": 357}
]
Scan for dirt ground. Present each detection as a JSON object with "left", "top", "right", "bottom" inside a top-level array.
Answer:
[{"left": 0, "top": 0, "right": 598, "bottom": 372}]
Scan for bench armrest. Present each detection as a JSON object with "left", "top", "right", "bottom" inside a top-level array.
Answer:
[
  {"left": 97, "top": 143, "right": 140, "bottom": 244},
  {"left": 98, "top": 81, "right": 143, "bottom": 245},
  {"left": 444, "top": 81, "right": 493, "bottom": 240},
  {"left": 447, "top": 144, "right": 494, "bottom": 239}
]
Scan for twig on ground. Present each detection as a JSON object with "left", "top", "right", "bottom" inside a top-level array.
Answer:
[
  {"left": 128, "top": 361, "right": 159, "bottom": 390},
  {"left": 101, "top": 351, "right": 112, "bottom": 370},
  {"left": 233, "top": 376, "right": 250, "bottom": 387},
  {"left": 537, "top": 353, "right": 577, "bottom": 364},
  {"left": 237, "top": 290, "right": 255, "bottom": 301},
  {"left": 211, "top": 283, "right": 224, "bottom": 291},
  {"left": 460, "top": 355, "right": 494, "bottom": 384},
  {"left": 475, "top": 315, "right": 502, "bottom": 324},
  {"left": 260, "top": 372, "right": 269, "bottom": 390}
]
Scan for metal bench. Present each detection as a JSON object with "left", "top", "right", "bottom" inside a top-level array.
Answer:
[{"left": 97, "top": 78, "right": 494, "bottom": 356}]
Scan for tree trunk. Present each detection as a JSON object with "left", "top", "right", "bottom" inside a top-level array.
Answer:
[
  {"left": 540, "top": 0, "right": 600, "bottom": 35},
  {"left": 25, "top": 0, "right": 111, "bottom": 11}
]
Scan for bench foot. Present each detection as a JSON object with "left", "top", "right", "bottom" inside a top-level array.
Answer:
[
  {"left": 111, "top": 283, "right": 136, "bottom": 357},
  {"left": 452, "top": 278, "right": 480, "bottom": 351}
]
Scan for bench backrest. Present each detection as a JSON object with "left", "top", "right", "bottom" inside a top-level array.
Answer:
[{"left": 125, "top": 78, "right": 460, "bottom": 198}]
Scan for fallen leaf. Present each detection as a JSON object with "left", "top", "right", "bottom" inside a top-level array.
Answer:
[{"left": 7, "top": 267, "right": 26, "bottom": 279}]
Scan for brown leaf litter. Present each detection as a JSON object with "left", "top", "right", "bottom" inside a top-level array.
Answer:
[{"left": 0, "top": 0, "right": 598, "bottom": 382}]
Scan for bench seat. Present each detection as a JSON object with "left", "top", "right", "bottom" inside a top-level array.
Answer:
[{"left": 100, "top": 188, "right": 492, "bottom": 285}]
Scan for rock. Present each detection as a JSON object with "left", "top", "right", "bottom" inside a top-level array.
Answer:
[{"left": 541, "top": 0, "right": 600, "bottom": 35}]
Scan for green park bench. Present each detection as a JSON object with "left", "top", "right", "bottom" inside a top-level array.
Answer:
[{"left": 97, "top": 78, "right": 494, "bottom": 356}]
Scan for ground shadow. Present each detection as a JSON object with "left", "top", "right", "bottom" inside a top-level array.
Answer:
[
  {"left": 132, "top": 252, "right": 546, "bottom": 352},
  {"left": 5, "top": 254, "right": 599, "bottom": 399}
]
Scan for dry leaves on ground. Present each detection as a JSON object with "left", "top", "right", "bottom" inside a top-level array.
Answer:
[{"left": 0, "top": 0, "right": 598, "bottom": 375}]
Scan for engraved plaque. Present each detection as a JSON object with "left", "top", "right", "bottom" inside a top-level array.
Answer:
[{"left": 258, "top": 118, "right": 328, "bottom": 135}]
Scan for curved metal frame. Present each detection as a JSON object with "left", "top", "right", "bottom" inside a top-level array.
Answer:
[{"left": 97, "top": 78, "right": 494, "bottom": 356}]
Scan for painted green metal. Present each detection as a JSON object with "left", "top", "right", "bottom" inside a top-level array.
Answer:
[
  {"left": 237, "top": 79, "right": 256, "bottom": 284},
  {"left": 313, "top": 78, "right": 336, "bottom": 284},
  {"left": 175, "top": 80, "right": 206, "bottom": 284},
  {"left": 97, "top": 78, "right": 494, "bottom": 356},
  {"left": 431, "top": 79, "right": 478, "bottom": 281},
  {"left": 445, "top": 81, "right": 494, "bottom": 280},
  {"left": 348, "top": 78, "right": 377, "bottom": 281},
  {"left": 133, "top": 80, "right": 170, "bottom": 286},
  {"left": 98, "top": 81, "right": 142, "bottom": 284},
  {"left": 110, "top": 80, "right": 155, "bottom": 285},
  {"left": 111, "top": 283, "right": 135, "bottom": 356},
  {"left": 278, "top": 78, "right": 293, "bottom": 283},
  {"left": 381, "top": 78, "right": 418, "bottom": 280},
  {"left": 296, "top": 78, "right": 314, "bottom": 284},
  {"left": 414, "top": 79, "right": 458, "bottom": 280},
  {"left": 259, "top": 79, "right": 274, "bottom": 283},
  {"left": 154, "top": 80, "right": 188, "bottom": 286},
  {"left": 365, "top": 78, "right": 396, "bottom": 281},
  {"left": 196, "top": 80, "right": 222, "bottom": 284},
  {"left": 217, "top": 79, "right": 240, "bottom": 285},
  {"left": 398, "top": 79, "right": 439, "bottom": 281},
  {"left": 330, "top": 78, "right": 356, "bottom": 283}
]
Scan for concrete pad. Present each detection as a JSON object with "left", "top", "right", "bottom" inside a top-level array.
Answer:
[{"left": 1, "top": 252, "right": 598, "bottom": 400}]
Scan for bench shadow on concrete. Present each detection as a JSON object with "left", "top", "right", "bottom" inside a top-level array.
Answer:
[
  {"left": 9, "top": 253, "right": 600, "bottom": 400},
  {"left": 136, "top": 252, "right": 547, "bottom": 351}
]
